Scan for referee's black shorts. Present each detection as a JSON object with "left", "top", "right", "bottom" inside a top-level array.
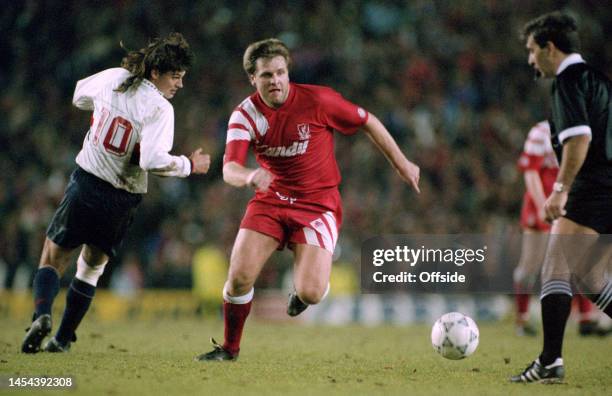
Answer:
[
  {"left": 565, "top": 179, "right": 612, "bottom": 234},
  {"left": 47, "top": 166, "right": 143, "bottom": 258}
]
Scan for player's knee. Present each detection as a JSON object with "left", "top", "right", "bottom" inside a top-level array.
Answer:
[
  {"left": 297, "top": 284, "right": 328, "bottom": 305},
  {"left": 223, "top": 281, "right": 254, "bottom": 303},
  {"left": 226, "top": 274, "right": 255, "bottom": 296},
  {"left": 81, "top": 245, "right": 108, "bottom": 266},
  {"left": 298, "top": 291, "right": 321, "bottom": 305}
]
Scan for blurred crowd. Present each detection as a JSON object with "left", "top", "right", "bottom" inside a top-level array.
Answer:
[{"left": 1, "top": 1, "right": 611, "bottom": 291}]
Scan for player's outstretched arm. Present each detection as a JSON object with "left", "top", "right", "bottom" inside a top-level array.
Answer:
[
  {"left": 223, "top": 161, "right": 274, "bottom": 191},
  {"left": 362, "top": 113, "right": 420, "bottom": 193}
]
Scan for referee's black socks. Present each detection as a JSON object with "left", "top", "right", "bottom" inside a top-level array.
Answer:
[{"left": 539, "top": 280, "right": 573, "bottom": 366}]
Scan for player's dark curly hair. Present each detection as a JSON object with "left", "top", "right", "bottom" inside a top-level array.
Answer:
[
  {"left": 116, "top": 32, "right": 194, "bottom": 93},
  {"left": 243, "top": 38, "right": 292, "bottom": 76},
  {"left": 522, "top": 11, "right": 580, "bottom": 54}
]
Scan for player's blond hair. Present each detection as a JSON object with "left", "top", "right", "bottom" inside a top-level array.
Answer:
[{"left": 243, "top": 38, "right": 291, "bottom": 76}]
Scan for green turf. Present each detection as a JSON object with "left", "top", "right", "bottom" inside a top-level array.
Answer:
[{"left": 0, "top": 317, "right": 610, "bottom": 395}]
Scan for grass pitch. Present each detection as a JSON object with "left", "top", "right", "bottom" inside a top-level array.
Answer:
[{"left": 0, "top": 317, "right": 610, "bottom": 395}]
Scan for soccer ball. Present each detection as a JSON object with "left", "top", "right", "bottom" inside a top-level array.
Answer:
[{"left": 431, "top": 312, "right": 479, "bottom": 360}]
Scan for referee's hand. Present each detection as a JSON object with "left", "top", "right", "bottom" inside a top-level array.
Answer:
[{"left": 544, "top": 191, "right": 568, "bottom": 223}]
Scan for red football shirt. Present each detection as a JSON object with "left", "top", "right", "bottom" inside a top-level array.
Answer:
[
  {"left": 517, "top": 120, "right": 559, "bottom": 196},
  {"left": 224, "top": 83, "right": 369, "bottom": 195},
  {"left": 517, "top": 121, "right": 559, "bottom": 229}
]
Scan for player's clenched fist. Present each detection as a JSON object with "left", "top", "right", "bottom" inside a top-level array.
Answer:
[
  {"left": 246, "top": 168, "right": 274, "bottom": 192},
  {"left": 189, "top": 148, "right": 211, "bottom": 174}
]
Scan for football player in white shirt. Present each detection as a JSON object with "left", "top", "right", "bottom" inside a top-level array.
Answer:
[{"left": 22, "top": 32, "right": 210, "bottom": 354}]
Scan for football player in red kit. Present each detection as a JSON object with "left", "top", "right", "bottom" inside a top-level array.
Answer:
[
  {"left": 514, "top": 121, "right": 596, "bottom": 336},
  {"left": 196, "top": 38, "right": 420, "bottom": 361}
]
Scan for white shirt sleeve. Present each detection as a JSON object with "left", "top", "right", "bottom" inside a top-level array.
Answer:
[
  {"left": 523, "top": 127, "right": 546, "bottom": 156},
  {"left": 73, "top": 68, "right": 129, "bottom": 111},
  {"left": 226, "top": 109, "right": 255, "bottom": 143},
  {"left": 139, "top": 104, "right": 191, "bottom": 178}
]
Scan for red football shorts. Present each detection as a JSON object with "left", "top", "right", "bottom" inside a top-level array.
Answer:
[
  {"left": 520, "top": 193, "right": 551, "bottom": 231},
  {"left": 240, "top": 187, "right": 342, "bottom": 254}
]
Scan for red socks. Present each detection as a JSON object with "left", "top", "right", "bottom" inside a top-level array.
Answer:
[
  {"left": 574, "top": 294, "right": 593, "bottom": 322},
  {"left": 516, "top": 293, "right": 530, "bottom": 313},
  {"left": 222, "top": 300, "right": 252, "bottom": 355},
  {"left": 514, "top": 282, "right": 531, "bottom": 323}
]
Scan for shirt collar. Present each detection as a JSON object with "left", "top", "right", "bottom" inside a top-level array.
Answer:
[
  {"left": 142, "top": 78, "right": 164, "bottom": 97},
  {"left": 556, "top": 53, "right": 585, "bottom": 75}
]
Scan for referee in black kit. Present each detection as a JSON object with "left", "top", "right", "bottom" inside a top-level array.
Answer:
[{"left": 511, "top": 11, "right": 612, "bottom": 383}]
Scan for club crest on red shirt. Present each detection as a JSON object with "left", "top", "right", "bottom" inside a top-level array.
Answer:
[{"left": 297, "top": 123, "right": 311, "bottom": 140}]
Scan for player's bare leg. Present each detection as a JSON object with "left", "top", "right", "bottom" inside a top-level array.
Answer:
[
  {"left": 513, "top": 229, "right": 547, "bottom": 336},
  {"left": 39, "top": 238, "right": 77, "bottom": 274},
  {"left": 570, "top": 241, "right": 601, "bottom": 336},
  {"left": 226, "top": 229, "right": 278, "bottom": 296},
  {"left": 22, "top": 238, "right": 76, "bottom": 353},
  {"left": 287, "top": 244, "right": 332, "bottom": 317},
  {"left": 45, "top": 244, "right": 109, "bottom": 352},
  {"left": 196, "top": 229, "right": 278, "bottom": 361},
  {"left": 573, "top": 241, "right": 612, "bottom": 335}
]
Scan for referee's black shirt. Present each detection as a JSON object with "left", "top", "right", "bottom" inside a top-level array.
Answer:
[{"left": 549, "top": 55, "right": 612, "bottom": 186}]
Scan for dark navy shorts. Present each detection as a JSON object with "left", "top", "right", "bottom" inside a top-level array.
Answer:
[
  {"left": 565, "top": 179, "right": 612, "bottom": 234},
  {"left": 47, "top": 167, "right": 143, "bottom": 258}
]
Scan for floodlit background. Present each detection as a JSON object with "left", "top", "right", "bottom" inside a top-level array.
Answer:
[{"left": 1, "top": 1, "right": 611, "bottom": 323}]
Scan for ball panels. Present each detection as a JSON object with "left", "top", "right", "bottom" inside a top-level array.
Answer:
[{"left": 431, "top": 312, "right": 479, "bottom": 360}]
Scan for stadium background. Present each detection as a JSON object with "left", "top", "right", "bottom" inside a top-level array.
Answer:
[{"left": 1, "top": 1, "right": 611, "bottom": 323}]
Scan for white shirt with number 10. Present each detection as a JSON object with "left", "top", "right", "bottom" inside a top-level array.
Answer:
[{"left": 74, "top": 67, "right": 191, "bottom": 194}]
